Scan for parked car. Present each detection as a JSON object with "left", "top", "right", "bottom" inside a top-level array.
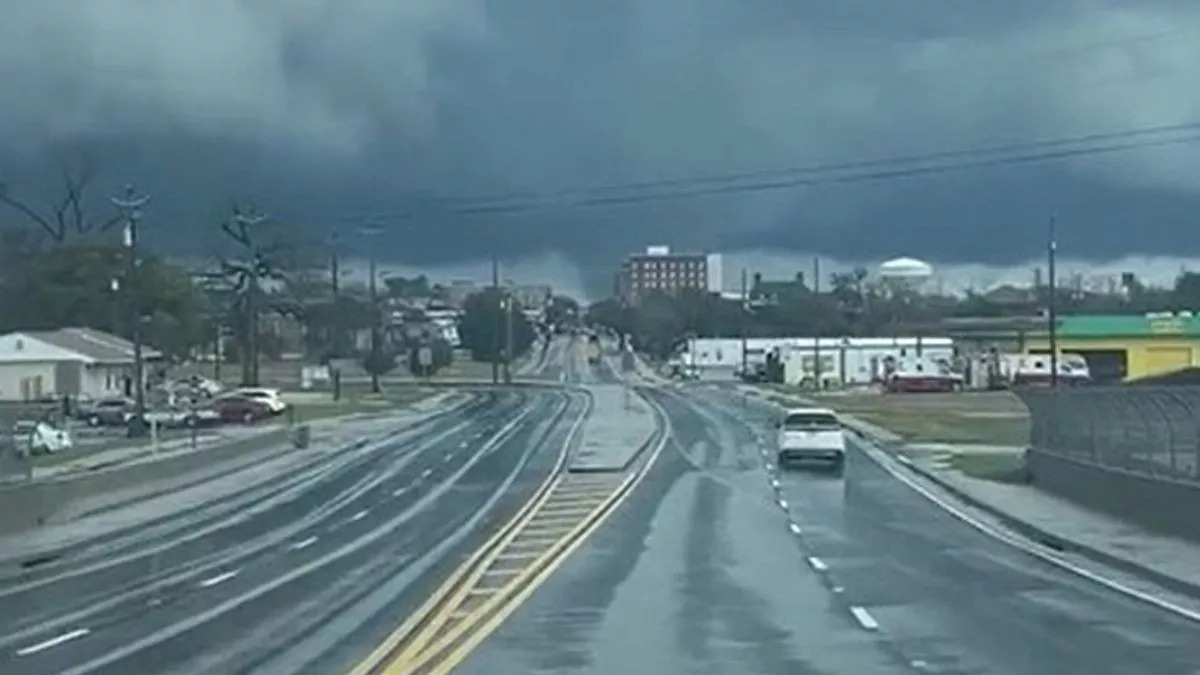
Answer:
[
  {"left": 228, "top": 387, "right": 288, "bottom": 415},
  {"left": 142, "top": 406, "right": 223, "bottom": 429},
  {"left": 77, "top": 397, "right": 135, "bottom": 427},
  {"left": 216, "top": 396, "right": 274, "bottom": 424},
  {"left": 12, "top": 420, "right": 74, "bottom": 455}
]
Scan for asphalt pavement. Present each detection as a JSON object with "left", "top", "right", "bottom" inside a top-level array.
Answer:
[
  {"left": 0, "top": 386, "right": 587, "bottom": 675},
  {"left": 458, "top": 385, "right": 1200, "bottom": 675}
]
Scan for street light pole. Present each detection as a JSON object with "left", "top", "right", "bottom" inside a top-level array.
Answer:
[
  {"left": 111, "top": 184, "right": 150, "bottom": 431},
  {"left": 504, "top": 285, "right": 514, "bottom": 384},
  {"left": 1048, "top": 216, "right": 1059, "bottom": 388},
  {"left": 812, "top": 256, "right": 822, "bottom": 391}
]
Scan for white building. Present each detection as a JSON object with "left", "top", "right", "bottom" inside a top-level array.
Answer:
[
  {"left": 0, "top": 328, "right": 163, "bottom": 401},
  {"left": 672, "top": 336, "right": 954, "bottom": 386}
]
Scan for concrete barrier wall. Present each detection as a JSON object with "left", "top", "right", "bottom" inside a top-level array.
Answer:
[
  {"left": 0, "top": 429, "right": 289, "bottom": 536},
  {"left": 1027, "top": 447, "right": 1200, "bottom": 541},
  {"left": 1017, "top": 385, "right": 1200, "bottom": 542}
]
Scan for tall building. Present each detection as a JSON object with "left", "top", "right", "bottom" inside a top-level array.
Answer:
[{"left": 617, "top": 245, "right": 722, "bottom": 304}]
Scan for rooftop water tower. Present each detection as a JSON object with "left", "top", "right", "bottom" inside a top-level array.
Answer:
[{"left": 878, "top": 256, "right": 934, "bottom": 295}]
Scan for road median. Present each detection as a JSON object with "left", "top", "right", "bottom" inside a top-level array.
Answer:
[{"left": 567, "top": 384, "right": 659, "bottom": 473}]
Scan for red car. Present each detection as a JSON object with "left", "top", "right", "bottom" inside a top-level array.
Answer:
[{"left": 216, "top": 396, "right": 274, "bottom": 424}]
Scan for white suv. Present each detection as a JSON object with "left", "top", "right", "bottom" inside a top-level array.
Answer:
[
  {"left": 230, "top": 387, "right": 289, "bottom": 415},
  {"left": 776, "top": 407, "right": 846, "bottom": 473}
]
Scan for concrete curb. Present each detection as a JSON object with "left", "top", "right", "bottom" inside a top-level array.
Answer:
[{"left": 842, "top": 419, "right": 1200, "bottom": 602}]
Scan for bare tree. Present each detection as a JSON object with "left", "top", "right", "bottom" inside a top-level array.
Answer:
[
  {"left": 214, "top": 200, "right": 301, "bottom": 386},
  {"left": 0, "top": 152, "right": 122, "bottom": 243}
]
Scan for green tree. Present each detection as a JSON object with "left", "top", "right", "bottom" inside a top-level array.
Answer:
[{"left": 459, "top": 288, "right": 535, "bottom": 363}]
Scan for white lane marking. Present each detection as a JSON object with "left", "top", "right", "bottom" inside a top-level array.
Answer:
[
  {"left": 392, "top": 486, "right": 407, "bottom": 497},
  {"left": 443, "top": 453, "right": 454, "bottom": 463},
  {"left": 765, "top": 463, "right": 775, "bottom": 472},
  {"left": 807, "top": 556, "right": 828, "bottom": 572},
  {"left": 862, "top": 441, "right": 1200, "bottom": 624},
  {"left": 832, "top": 586, "right": 844, "bottom": 593},
  {"left": 789, "top": 523, "right": 802, "bottom": 535},
  {"left": 770, "top": 478, "right": 780, "bottom": 489},
  {"left": 421, "top": 469, "right": 433, "bottom": 479},
  {"left": 289, "top": 536, "right": 318, "bottom": 551},
  {"left": 459, "top": 440, "right": 469, "bottom": 448},
  {"left": 198, "top": 570, "right": 239, "bottom": 588},
  {"left": 777, "top": 499, "right": 789, "bottom": 510},
  {"left": 850, "top": 606, "right": 880, "bottom": 631},
  {"left": 896, "top": 453, "right": 913, "bottom": 466},
  {"left": 16, "top": 628, "right": 90, "bottom": 656},
  {"left": 350, "top": 510, "right": 368, "bottom": 522}
]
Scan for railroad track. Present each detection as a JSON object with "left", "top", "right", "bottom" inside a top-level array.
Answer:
[{"left": 350, "top": 390, "right": 668, "bottom": 675}]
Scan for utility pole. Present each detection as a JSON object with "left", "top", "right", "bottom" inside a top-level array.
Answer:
[
  {"left": 357, "top": 225, "right": 383, "bottom": 394},
  {"left": 504, "top": 286, "right": 514, "bottom": 384},
  {"left": 111, "top": 184, "right": 150, "bottom": 434},
  {"left": 1048, "top": 216, "right": 1059, "bottom": 388},
  {"left": 329, "top": 233, "right": 341, "bottom": 357},
  {"left": 491, "top": 252, "right": 500, "bottom": 385},
  {"left": 740, "top": 267, "right": 749, "bottom": 380},
  {"left": 369, "top": 253, "right": 381, "bottom": 393},
  {"left": 812, "top": 256, "right": 822, "bottom": 391},
  {"left": 235, "top": 210, "right": 267, "bottom": 386}
]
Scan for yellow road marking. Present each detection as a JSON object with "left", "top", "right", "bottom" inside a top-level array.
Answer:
[
  {"left": 417, "top": 421, "right": 671, "bottom": 674},
  {"left": 344, "top": 395, "right": 583, "bottom": 675}
]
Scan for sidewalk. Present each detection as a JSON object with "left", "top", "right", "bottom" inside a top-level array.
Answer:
[{"left": 837, "top": 408, "right": 1200, "bottom": 599}]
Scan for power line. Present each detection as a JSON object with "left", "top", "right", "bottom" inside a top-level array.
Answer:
[{"left": 344, "top": 121, "right": 1200, "bottom": 223}]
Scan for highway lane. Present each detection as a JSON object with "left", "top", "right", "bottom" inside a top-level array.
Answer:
[
  {"left": 2, "top": 388, "right": 586, "bottom": 675},
  {"left": 458, "top": 385, "right": 1200, "bottom": 675}
]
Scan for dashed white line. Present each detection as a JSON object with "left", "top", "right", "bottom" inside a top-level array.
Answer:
[
  {"left": 765, "top": 463, "right": 775, "bottom": 472},
  {"left": 807, "top": 556, "right": 828, "bottom": 571},
  {"left": 443, "top": 453, "right": 454, "bottom": 463},
  {"left": 849, "top": 606, "right": 880, "bottom": 631},
  {"left": 16, "top": 628, "right": 91, "bottom": 656},
  {"left": 289, "top": 536, "right": 318, "bottom": 551},
  {"left": 777, "top": 499, "right": 789, "bottom": 510},
  {"left": 392, "top": 486, "right": 407, "bottom": 497},
  {"left": 788, "top": 523, "right": 803, "bottom": 535},
  {"left": 198, "top": 570, "right": 239, "bottom": 588},
  {"left": 459, "top": 440, "right": 469, "bottom": 448},
  {"left": 421, "top": 469, "right": 433, "bottom": 479},
  {"left": 770, "top": 478, "right": 780, "bottom": 489},
  {"left": 350, "top": 510, "right": 368, "bottom": 522}
]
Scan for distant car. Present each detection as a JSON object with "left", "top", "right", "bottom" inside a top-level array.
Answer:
[
  {"left": 228, "top": 388, "right": 288, "bottom": 415},
  {"left": 776, "top": 407, "right": 846, "bottom": 473},
  {"left": 78, "top": 397, "right": 135, "bottom": 427},
  {"left": 12, "top": 420, "right": 74, "bottom": 455},
  {"left": 216, "top": 396, "right": 274, "bottom": 424},
  {"left": 142, "top": 406, "right": 222, "bottom": 429}
]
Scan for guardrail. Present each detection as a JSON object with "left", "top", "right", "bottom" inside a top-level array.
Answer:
[{"left": 1015, "top": 386, "right": 1200, "bottom": 541}]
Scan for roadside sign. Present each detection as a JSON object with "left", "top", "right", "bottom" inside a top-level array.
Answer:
[{"left": 418, "top": 346, "right": 433, "bottom": 368}]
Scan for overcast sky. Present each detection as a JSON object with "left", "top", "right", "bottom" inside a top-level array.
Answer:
[{"left": 1, "top": 0, "right": 1198, "bottom": 296}]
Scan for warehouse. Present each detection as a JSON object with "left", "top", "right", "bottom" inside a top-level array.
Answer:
[
  {"left": 1024, "top": 313, "right": 1200, "bottom": 383},
  {"left": 945, "top": 313, "right": 1200, "bottom": 384}
]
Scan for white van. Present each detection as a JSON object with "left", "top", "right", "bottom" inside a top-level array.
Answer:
[{"left": 776, "top": 407, "right": 846, "bottom": 473}]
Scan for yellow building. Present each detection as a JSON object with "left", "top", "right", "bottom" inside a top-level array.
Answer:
[{"left": 1023, "top": 313, "right": 1200, "bottom": 382}]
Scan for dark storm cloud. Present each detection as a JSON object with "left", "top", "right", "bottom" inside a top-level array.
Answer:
[{"left": 1, "top": 0, "right": 1198, "bottom": 282}]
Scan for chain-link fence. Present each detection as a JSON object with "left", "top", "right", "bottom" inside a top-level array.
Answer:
[{"left": 1016, "top": 386, "right": 1200, "bottom": 483}]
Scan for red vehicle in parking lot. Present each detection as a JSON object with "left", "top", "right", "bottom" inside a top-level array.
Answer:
[{"left": 215, "top": 396, "right": 274, "bottom": 424}]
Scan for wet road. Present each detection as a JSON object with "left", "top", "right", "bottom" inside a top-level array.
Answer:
[
  {"left": 1, "top": 388, "right": 586, "bottom": 675},
  {"left": 459, "top": 385, "right": 1200, "bottom": 675}
]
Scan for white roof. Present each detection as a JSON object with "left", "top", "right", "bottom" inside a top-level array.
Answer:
[
  {"left": 783, "top": 406, "right": 838, "bottom": 417},
  {"left": 878, "top": 257, "right": 933, "bottom": 278}
]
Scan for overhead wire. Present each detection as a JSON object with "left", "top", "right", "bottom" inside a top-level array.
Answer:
[{"left": 342, "top": 120, "right": 1200, "bottom": 223}]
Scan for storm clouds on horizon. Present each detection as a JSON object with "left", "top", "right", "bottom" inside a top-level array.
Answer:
[{"left": 1, "top": 0, "right": 1198, "bottom": 293}]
